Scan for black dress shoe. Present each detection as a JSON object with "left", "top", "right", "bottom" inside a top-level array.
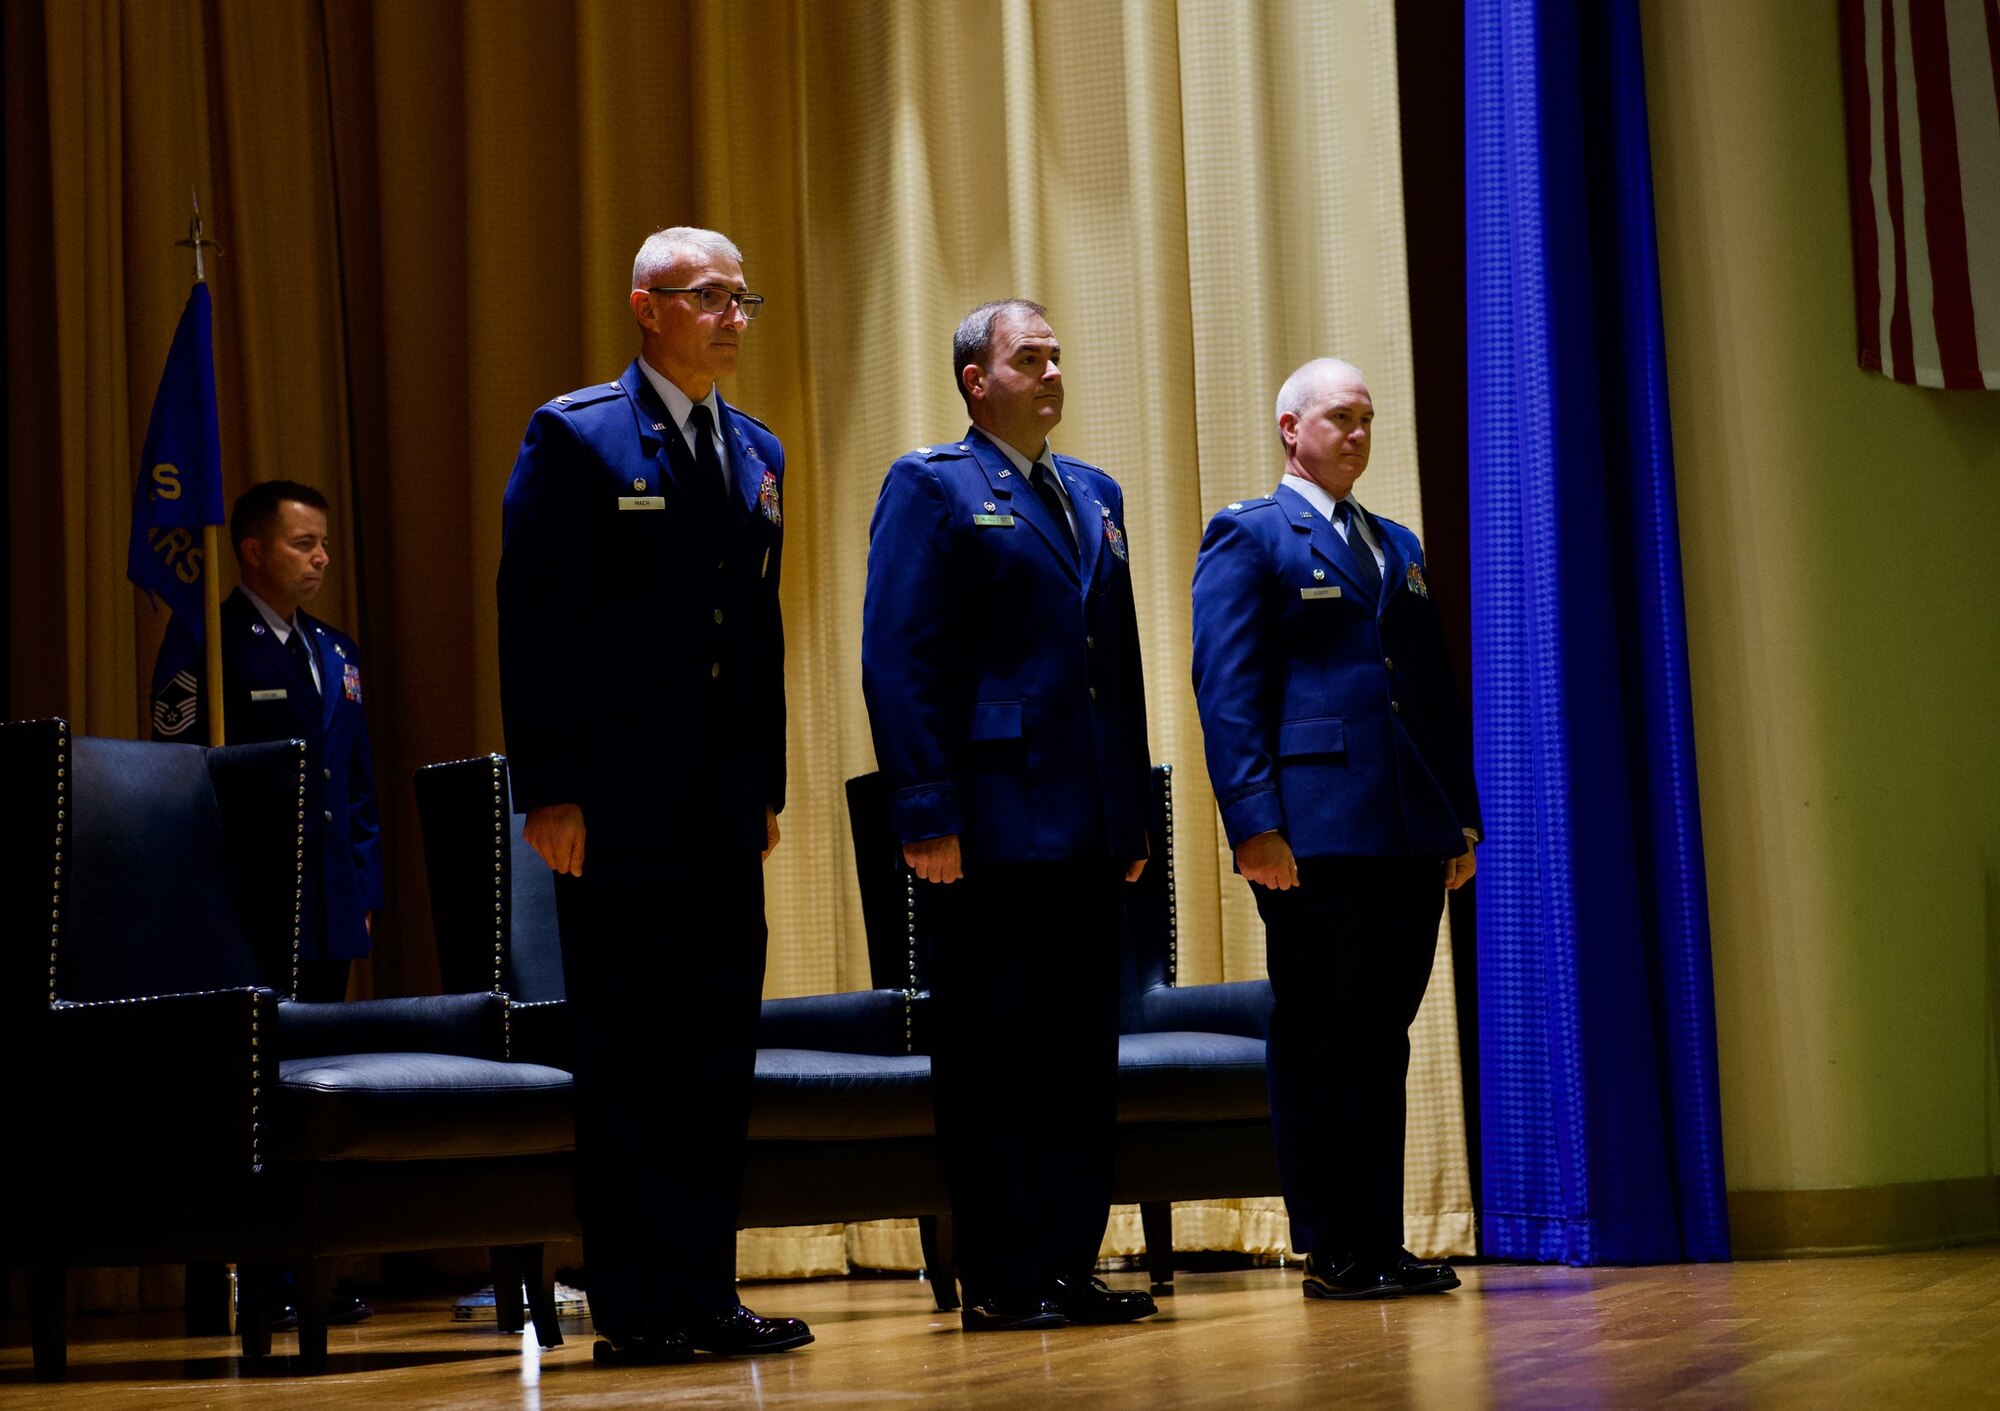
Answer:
[
  {"left": 592, "top": 1328, "right": 695, "bottom": 1366},
  {"left": 268, "top": 1302, "right": 300, "bottom": 1331},
  {"left": 959, "top": 1295, "right": 1065, "bottom": 1332},
  {"left": 1386, "top": 1250, "right": 1460, "bottom": 1295},
  {"left": 1049, "top": 1274, "right": 1158, "bottom": 1324},
  {"left": 686, "top": 1305, "right": 814, "bottom": 1354},
  {"left": 326, "top": 1293, "right": 374, "bottom": 1325},
  {"left": 1303, "top": 1251, "right": 1461, "bottom": 1300}
]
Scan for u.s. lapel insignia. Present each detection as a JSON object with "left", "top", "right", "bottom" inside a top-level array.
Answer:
[
  {"left": 758, "top": 468, "right": 782, "bottom": 526},
  {"left": 1100, "top": 505, "right": 1128, "bottom": 562},
  {"left": 1405, "top": 562, "right": 1430, "bottom": 599},
  {"left": 250, "top": 622, "right": 266, "bottom": 636}
]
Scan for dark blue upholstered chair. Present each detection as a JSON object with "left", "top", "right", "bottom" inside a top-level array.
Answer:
[
  {"left": 0, "top": 720, "right": 574, "bottom": 1380},
  {"left": 413, "top": 756, "right": 957, "bottom": 1312}
]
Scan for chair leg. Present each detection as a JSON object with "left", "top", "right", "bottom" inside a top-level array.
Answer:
[
  {"left": 294, "top": 1258, "right": 333, "bottom": 1374},
  {"left": 184, "top": 1260, "right": 232, "bottom": 1336},
  {"left": 237, "top": 1261, "right": 274, "bottom": 1360},
  {"left": 919, "top": 1213, "right": 960, "bottom": 1312},
  {"left": 28, "top": 1267, "right": 67, "bottom": 1382},
  {"left": 1140, "top": 1201, "right": 1175, "bottom": 1292},
  {"left": 519, "top": 1244, "right": 564, "bottom": 1349},
  {"left": 490, "top": 1245, "right": 526, "bottom": 1334}
]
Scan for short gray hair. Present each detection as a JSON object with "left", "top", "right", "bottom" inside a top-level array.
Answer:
[
  {"left": 952, "top": 299, "right": 1048, "bottom": 410},
  {"left": 1274, "top": 357, "right": 1368, "bottom": 442},
  {"left": 632, "top": 226, "right": 743, "bottom": 290}
]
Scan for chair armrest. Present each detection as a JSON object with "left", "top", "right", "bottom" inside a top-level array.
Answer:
[
  {"left": 759, "top": 988, "right": 924, "bottom": 1057},
  {"left": 505, "top": 998, "right": 571, "bottom": 1070},
  {"left": 1131, "top": 978, "right": 1273, "bottom": 1040},
  {"left": 42, "top": 986, "right": 277, "bottom": 1180},
  {"left": 275, "top": 992, "right": 508, "bottom": 1061}
]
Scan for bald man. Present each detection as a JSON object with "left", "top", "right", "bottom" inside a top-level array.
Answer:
[{"left": 1191, "top": 358, "right": 1480, "bottom": 1299}]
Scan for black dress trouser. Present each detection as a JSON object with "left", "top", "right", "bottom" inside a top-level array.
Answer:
[
  {"left": 1252, "top": 854, "right": 1444, "bottom": 1261},
  {"left": 926, "top": 860, "right": 1125, "bottom": 1303},
  {"left": 554, "top": 835, "right": 767, "bottom": 1336}
]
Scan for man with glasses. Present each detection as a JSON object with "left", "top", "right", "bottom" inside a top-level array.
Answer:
[
  {"left": 499, "top": 226, "right": 806, "bottom": 1365},
  {"left": 862, "top": 300, "right": 1158, "bottom": 1331}
]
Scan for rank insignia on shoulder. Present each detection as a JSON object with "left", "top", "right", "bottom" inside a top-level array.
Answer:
[
  {"left": 1405, "top": 562, "right": 1430, "bottom": 599},
  {"left": 759, "top": 468, "right": 782, "bottom": 525}
]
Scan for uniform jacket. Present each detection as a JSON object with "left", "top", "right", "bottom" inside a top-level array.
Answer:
[
  {"left": 497, "top": 359, "right": 785, "bottom": 855},
  {"left": 862, "top": 429, "right": 1152, "bottom": 867},
  {"left": 1191, "top": 484, "right": 1480, "bottom": 861},
  {"left": 208, "top": 585, "right": 383, "bottom": 960}
]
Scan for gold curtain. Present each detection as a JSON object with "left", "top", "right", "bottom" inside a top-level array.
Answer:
[{"left": 6, "top": 0, "right": 1471, "bottom": 1285}]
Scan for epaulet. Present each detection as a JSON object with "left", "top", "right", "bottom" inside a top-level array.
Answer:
[
  {"left": 543, "top": 382, "right": 625, "bottom": 413},
  {"left": 730, "top": 408, "right": 773, "bottom": 432},
  {"left": 1053, "top": 453, "right": 1105, "bottom": 476},
  {"left": 1224, "top": 496, "right": 1278, "bottom": 515},
  {"left": 911, "top": 441, "right": 973, "bottom": 461}
]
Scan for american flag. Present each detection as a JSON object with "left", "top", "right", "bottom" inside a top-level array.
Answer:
[{"left": 1841, "top": 0, "right": 2000, "bottom": 390}]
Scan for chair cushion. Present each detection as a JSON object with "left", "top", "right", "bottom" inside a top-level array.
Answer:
[
  {"left": 749, "top": 1049, "right": 934, "bottom": 1140},
  {"left": 1116, "top": 1031, "right": 1269, "bottom": 1122},
  {"left": 274, "top": 1053, "right": 574, "bottom": 1161}
]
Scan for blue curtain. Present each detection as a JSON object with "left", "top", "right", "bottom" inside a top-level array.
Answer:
[{"left": 1464, "top": 0, "right": 1730, "bottom": 1264}]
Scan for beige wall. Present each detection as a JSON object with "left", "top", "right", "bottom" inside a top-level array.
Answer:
[{"left": 1642, "top": 2, "right": 2000, "bottom": 1199}]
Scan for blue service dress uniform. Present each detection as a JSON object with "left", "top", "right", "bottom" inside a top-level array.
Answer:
[
  {"left": 497, "top": 359, "right": 785, "bottom": 1338},
  {"left": 162, "top": 586, "right": 383, "bottom": 995},
  {"left": 861, "top": 430, "right": 1152, "bottom": 1304},
  {"left": 1191, "top": 485, "right": 1480, "bottom": 1263}
]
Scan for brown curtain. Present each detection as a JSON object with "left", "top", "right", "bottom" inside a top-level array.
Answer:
[{"left": 6, "top": 0, "right": 1470, "bottom": 1284}]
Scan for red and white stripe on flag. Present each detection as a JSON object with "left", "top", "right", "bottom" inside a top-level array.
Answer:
[{"left": 1841, "top": 0, "right": 2000, "bottom": 390}]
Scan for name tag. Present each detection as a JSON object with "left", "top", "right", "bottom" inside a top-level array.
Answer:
[
  {"left": 618, "top": 496, "right": 665, "bottom": 511},
  {"left": 250, "top": 688, "right": 288, "bottom": 702},
  {"left": 973, "top": 514, "right": 1015, "bottom": 527},
  {"left": 1300, "top": 586, "right": 1342, "bottom": 600}
]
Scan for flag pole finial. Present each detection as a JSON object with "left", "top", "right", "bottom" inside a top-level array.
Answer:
[{"left": 175, "top": 189, "right": 223, "bottom": 283}]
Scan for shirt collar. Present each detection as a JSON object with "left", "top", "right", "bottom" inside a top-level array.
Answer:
[
  {"left": 975, "top": 428, "right": 1063, "bottom": 492},
  {"left": 636, "top": 358, "right": 722, "bottom": 438},
  {"left": 241, "top": 586, "right": 300, "bottom": 641},
  {"left": 1281, "top": 471, "right": 1364, "bottom": 528}
]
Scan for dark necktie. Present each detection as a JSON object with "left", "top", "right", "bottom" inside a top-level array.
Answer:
[
  {"left": 687, "top": 404, "right": 727, "bottom": 511},
  {"left": 1336, "top": 501, "right": 1382, "bottom": 605},
  {"left": 287, "top": 625, "right": 320, "bottom": 695},
  {"left": 1031, "top": 462, "right": 1078, "bottom": 560}
]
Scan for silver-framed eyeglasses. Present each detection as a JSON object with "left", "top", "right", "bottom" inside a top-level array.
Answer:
[{"left": 646, "top": 286, "right": 765, "bottom": 320}]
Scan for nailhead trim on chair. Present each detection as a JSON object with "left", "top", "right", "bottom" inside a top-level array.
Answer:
[
  {"left": 1162, "top": 763, "right": 1179, "bottom": 988},
  {"left": 48, "top": 720, "right": 69, "bottom": 1005},
  {"left": 903, "top": 869, "right": 917, "bottom": 1054},
  {"left": 291, "top": 740, "right": 308, "bottom": 1000},
  {"left": 490, "top": 756, "right": 508, "bottom": 994}
]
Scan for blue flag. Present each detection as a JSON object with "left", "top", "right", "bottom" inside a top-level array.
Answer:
[{"left": 127, "top": 283, "right": 224, "bottom": 738}]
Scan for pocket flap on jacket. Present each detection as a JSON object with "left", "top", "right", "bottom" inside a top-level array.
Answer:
[
  {"left": 1276, "top": 716, "right": 1345, "bottom": 757},
  {"left": 969, "top": 700, "right": 1024, "bottom": 741}
]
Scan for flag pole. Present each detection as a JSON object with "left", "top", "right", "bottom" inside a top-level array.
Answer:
[{"left": 177, "top": 192, "right": 226, "bottom": 746}]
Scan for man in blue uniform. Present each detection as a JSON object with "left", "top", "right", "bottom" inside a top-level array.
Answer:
[
  {"left": 1191, "top": 358, "right": 1479, "bottom": 1299},
  {"left": 497, "top": 226, "right": 808, "bottom": 1365},
  {"left": 157, "top": 479, "right": 382, "bottom": 1006},
  {"left": 159, "top": 479, "right": 382, "bottom": 1329},
  {"left": 862, "top": 299, "right": 1158, "bottom": 1331}
]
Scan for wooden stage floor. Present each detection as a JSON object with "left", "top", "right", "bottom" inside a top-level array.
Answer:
[{"left": 5, "top": 1246, "right": 1997, "bottom": 1408}]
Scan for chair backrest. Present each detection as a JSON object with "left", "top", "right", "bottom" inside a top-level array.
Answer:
[
  {"left": 843, "top": 771, "right": 932, "bottom": 993},
  {"left": 414, "top": 754, "right": 565, "bottom": 1002},
  {"left": 0, "top": 719, "right": 301, "bottom": 1008}
]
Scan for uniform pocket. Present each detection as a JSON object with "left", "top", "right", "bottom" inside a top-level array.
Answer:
[
  {"left": 1276, "top": 716, "right": 1345, "bottom": 758},
  {"left": 969, "top": 700, "right": 1024, "bottom": 741}
]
